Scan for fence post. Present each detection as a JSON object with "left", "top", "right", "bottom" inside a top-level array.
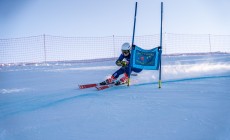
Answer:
[
  {"left": 208, "top": 34, "right": 212, "bottom": 53},
  {"left": 43, "top": 34, "right": 47, "bottom": 63},
  {"left": 113, "top": 35, "right": 115, "bottom": 59}
]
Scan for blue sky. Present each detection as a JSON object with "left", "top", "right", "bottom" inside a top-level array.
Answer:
[{"left": 0, "top": 0, "right": 230, "bottom": 38}]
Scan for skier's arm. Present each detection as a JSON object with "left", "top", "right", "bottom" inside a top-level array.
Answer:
[
  {"left": 116, "top": 54, "right": 123, "bottom": 66},
  {"left": 116, "top": 54, "right": 128, "bottom": 67}
]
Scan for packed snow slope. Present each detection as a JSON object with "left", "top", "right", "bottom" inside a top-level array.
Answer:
[{"left": 0, "top": 53, "right": 230, "bottom": 140}]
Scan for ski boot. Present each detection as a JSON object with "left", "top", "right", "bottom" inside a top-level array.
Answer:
[
  {"left": 115, "top": 74, "right": 128, "bottom": 85},
  {"left": 100, "top": 76, "right": 116, "bottom": 85}
]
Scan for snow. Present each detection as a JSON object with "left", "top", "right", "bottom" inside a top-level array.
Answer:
[{"left": 0, "top": 53, "right": 230, "bottom": 140}]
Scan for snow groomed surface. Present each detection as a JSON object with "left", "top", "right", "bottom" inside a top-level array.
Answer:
[{"left": 0, "top": 53, "right": 230, "bottom": 140}]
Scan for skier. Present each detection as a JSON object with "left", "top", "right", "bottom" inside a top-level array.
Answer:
[{"left": 100, "top": 42, "right": 142, "bottom": 85}]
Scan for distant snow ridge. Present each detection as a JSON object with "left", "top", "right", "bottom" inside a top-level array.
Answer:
[
  {"left": 134, "top": 62, "right": 230, "bottom": 83},
  {"left": 163, "top": 62, "right": 230, "bottom": 78},
  {"left": 45, "top": 66, "right": 116, "bottom": 72},
  {"left": 0, "top": 88, "right": 30, "bottom": 94}
]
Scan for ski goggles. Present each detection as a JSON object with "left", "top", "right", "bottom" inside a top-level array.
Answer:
[{"left": 122, "top": 50, "right": 130, "bottom": 54}]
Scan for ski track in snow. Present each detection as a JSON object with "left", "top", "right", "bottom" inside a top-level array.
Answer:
[
  {"left": 1, "top": 75, "right": 229, "bottom": 120},
  {"left": 0, "top": 89, "right": 99, "bottom": 120}
]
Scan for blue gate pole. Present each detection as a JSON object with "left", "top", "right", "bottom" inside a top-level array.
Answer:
[
  {"left": 159, "top": 2, "right": 163, "bottom": 88},
  {"left": 128, "top": 2, "right": 138, "bottom": 86}
]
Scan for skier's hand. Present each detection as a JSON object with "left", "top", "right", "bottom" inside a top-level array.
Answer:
[
  {"left": 116, "top": 61, "right": 128, "bottom": 67},
  {"left": 120, "top": 61, "right": 128, "bottom": 67},
  {"left": 116, "top": 61, "right": 122, "bottom": 66}
]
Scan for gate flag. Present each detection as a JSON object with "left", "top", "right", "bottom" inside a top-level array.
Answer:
[{"left": 131, "top": 45, "right": 162, "bottom": 70}]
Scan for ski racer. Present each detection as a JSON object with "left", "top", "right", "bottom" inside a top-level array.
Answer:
[{"left": 100, "top": 42, "right": 142, "bottom": 85}]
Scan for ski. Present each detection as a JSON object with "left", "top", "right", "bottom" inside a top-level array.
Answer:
[
  {"left": 78, "top": 83, "right": 99, "bottom": 89},
  {"left": 79, "top": 78, "right": 131, "bottom": 90},
  {"left": 95, "top": 82, "right": 126, "bottom": 91},
  {"left": 79, "top": 82, "right": 115, "bottom": 89},
  {"left": 95, "top": 84, "right": 114, "bottom": 90}
]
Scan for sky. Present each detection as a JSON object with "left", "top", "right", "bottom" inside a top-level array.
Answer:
[{"left": 0, "top": 0, "right": 230, "bottom": 38}]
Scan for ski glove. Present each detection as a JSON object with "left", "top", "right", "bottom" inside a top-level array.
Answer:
[{"left": 116, "top": 60, "right": 128, "bottom": 67}]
